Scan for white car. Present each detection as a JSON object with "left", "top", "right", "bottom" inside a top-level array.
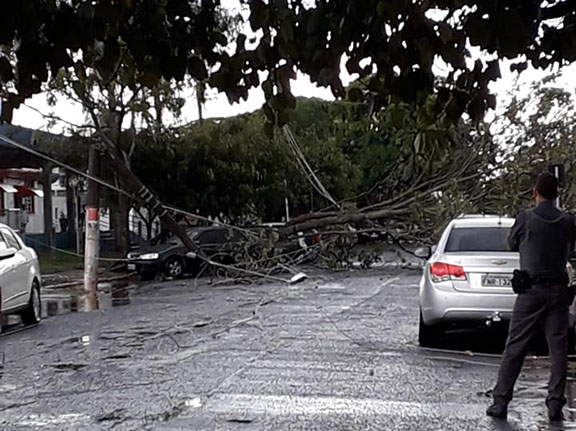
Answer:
[
  {"left": 416, "top": 215, "right": 575, "bottom": 347},
  {"left": 0, "top": 223, "right": 41, "bottom": 332}
]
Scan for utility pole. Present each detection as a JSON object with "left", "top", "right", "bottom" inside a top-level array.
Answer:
[
  {"left": 42, "top": 162, "right": 54, "bottom": 256},
  {"left": 81, "top": 146, "right": 100, "bottom": 312}
]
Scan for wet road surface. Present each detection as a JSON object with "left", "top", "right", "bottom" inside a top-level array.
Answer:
[{"left": 1, "top": 269, "right": 576, "bottom": 430}]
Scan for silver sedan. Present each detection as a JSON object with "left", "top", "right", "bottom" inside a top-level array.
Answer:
[
  {"left": 416, "top": 215, "right": 575, "bottom": 346},
  {"left": 0, "top": 223, "right": 42, "bottom": 332}
]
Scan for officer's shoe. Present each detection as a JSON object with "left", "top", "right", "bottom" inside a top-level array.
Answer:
[
  {"left": 486, "top": 403, "right": 508, "bottom": 419},
  {"left": 547, "top": 401, "right": 564, "bottom": 422},
  {"left": 548, "top": 407, "right": 564, "bottom": 422}
]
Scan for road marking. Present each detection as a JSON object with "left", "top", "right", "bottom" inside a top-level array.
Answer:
[
  {"left": 202, "top": 393, "right": 484, "bottom": 419},
  {"left": 18, "top": 413, "right": 90, "bottom": 427},
  {"left": 316, "top": 282, "right": 347, "bottom": 290}
]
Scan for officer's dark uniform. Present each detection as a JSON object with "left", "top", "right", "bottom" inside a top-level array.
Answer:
[{"left": 492, "top": 200, "right": 576, "bottom": 412}]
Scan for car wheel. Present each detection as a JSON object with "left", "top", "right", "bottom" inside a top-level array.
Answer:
[
  {"left": 418, "top": 310, "right": 441, "bottom": 347},
  {"left": 164, "top": 257, "right": 184, "bottom": 279},
  {"left": 21, "top": 281, "right": 41, "bottom": 326}
]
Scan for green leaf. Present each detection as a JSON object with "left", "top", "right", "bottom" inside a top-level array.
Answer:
[
  {"left": 138, "top": 60, "right": 162, "bottom": 88},
  {"left": 347, "top": 87, "right": 363, "bottom": 102},
  {"left": 250, "top": 0, "right": 269, "bottom": 30},
  {"left": 280, "top": 21, "right": 294, "bottom": 42},
  {"left": 78, "top": 4, "right": 95, "bottom": 21},
  {"left": 264, "top": 121, "right": 275, "bottom": 138},
  {"left": 465, "top": 14, "right": 492, "bottom": 48},
  {"left": 485, "top": 60, "right": 501, "bottom": 81},
  {"left": 510, "top": 61, "right": 528, "bottom": 73},
  {"left": 486, "top": 94, "right": 497, "bottom": 110}
]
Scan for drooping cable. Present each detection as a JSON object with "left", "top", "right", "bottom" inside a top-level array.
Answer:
[{"left": 282, "top": 126, "right": 341, "bottom": 209}]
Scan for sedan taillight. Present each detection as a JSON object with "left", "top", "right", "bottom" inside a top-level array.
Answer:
[{"left": 430, "top": 262, "right": 467, "bottom": 283}]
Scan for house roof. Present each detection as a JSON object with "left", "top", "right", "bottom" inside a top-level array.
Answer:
[{"left": 0, "top": 124, "right": 63, "bottom": 169}]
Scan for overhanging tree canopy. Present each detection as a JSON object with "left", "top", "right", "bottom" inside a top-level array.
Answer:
[{"left": 1, "top": 0, "right": 576, "bottom": 125}]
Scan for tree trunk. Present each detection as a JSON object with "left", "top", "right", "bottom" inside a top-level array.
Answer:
[
  {"left": 145, "top": 207, "right": 155, "bottom": 241},
  {"left": 102, "top": 150, "right": 199, "bottom": 253},
  {"left": 279, "top": 207, "right": 411, "bottom": 236},
  {"left": 196, "top": 81, "right": 204, "bottom": 125}
]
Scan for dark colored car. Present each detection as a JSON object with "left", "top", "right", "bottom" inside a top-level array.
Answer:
[{"left": 126, "top": 227, "right": 247, "bottom": 280}]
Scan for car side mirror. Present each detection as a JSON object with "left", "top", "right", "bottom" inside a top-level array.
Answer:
[
  {"left": 0, "top": 247, "right": 17, "bottom": 260},
  {"left": 414, "top": 246, "right": 432, "bottom": 259}
]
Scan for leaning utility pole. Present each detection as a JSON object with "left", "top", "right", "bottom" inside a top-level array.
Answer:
[{"left": 81, "top": 146, "right": 100, "bottom": 311}]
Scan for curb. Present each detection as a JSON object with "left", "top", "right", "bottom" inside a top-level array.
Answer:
[
  {"left": 42, "top": 272, "right": 137, "bottom": 290},
  {"left": 41, "top": 293, "right": 72, "bottom": 318}
]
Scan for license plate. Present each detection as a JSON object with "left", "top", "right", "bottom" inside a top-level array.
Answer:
[
  {"left": 482, "top": 274, "right": 512, "bottom": 287},
  {"left": 127, "top": 263, "right": 136, "bottom": 271}
]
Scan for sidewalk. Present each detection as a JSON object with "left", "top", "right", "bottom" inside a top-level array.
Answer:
[{"left": 40, "top": 269, "right": 136, "bottom": 319}]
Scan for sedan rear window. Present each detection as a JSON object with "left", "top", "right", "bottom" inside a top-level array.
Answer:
[{"left": 445, "top": 227, "right": 511, "bottom": 252}]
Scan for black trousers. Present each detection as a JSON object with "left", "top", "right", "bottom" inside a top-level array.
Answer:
[{"left": 493, "top": 284, "right": 570, "bottom": 406}]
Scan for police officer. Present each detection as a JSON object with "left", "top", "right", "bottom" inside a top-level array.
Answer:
[{"left": 487, "top": 173, "right": 576, "bottom": 421}]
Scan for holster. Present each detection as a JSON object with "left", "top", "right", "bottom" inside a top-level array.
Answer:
[{"left": 511, "top": 269, "right": 532, "bottom": 294}]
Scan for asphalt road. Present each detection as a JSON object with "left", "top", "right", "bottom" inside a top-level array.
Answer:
[{"left": 1, "top": 269, "right": 575, "bottom": 430}]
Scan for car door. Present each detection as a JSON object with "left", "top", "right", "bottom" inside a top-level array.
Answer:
[
  {"left": 0, "top": 231, "right": 17, "bottom": 312},
  {"left": 0, "top": 228, "right": 28, "bottom": 310},
  {"left": 196, "top": 229, "right": 228, "bottom": 257}
]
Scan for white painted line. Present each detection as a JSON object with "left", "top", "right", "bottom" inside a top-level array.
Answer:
[
  {"left": 18, "top": 413, "right": 90, "bottom": 427},
  {"left": 204, "top": 393, "right": 484, "bottom": 419}
]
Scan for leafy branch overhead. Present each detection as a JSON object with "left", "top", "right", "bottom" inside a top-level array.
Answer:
[{"left": 2, "top": 0, "right": 576, "bottom": 125}]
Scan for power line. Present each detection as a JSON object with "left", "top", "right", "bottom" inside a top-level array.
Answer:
[
  {"left": 0, "top": 133, "right": 256, "bottom": 236},
  {"left": 282, "top": 126, "right": 341, "bottom": 209},
  {"left": 0, "top": 131, "right": 309, "bottom": 284},
  {"left": 0, "top": 133, "right": 131, "bottom": 197},
  {"left": 25, "top": 235, "right": 131, "bottom": 262}
]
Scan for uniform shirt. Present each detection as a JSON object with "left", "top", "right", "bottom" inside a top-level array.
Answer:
[{"left": 508, "top": 201, "right": 576, "bottom": 280}]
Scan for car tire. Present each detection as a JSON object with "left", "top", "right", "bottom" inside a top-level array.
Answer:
[
  {"left": 164, "top": 256, "right": 184, "bottom": 279},
  {"left": 21, "top": 281, "right": 41, "bottom": 326},
  {"left": 418, "top": 310, "right": 441, "bottom": 347}
]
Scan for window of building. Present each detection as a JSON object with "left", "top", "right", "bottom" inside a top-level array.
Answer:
[{"left": 21, "top": 196, "right": 35, "bottom": 214}]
